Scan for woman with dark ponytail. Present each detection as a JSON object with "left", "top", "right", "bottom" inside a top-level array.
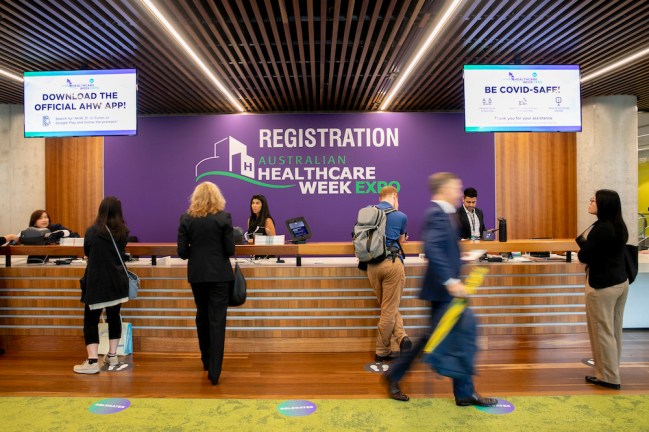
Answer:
[
  {"left": 74, "top": 196, "right": 130, "bottom": 374},
  {"left": 576, "top": 189, "right": 629, "bottom": 390}
]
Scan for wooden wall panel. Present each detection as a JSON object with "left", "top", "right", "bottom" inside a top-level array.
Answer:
[
  {"left": 495, "top": 132, "right": 577, "bottom": 239},
  {"left": 45, "top": 137, "right": 103, "bottom": 235}
]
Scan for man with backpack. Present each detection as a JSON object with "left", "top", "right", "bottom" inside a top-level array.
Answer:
[{"left": 360, "top": 185, "right": 411, "bottom": 363}]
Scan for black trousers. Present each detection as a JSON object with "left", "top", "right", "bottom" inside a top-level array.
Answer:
[
  {"left": 83, "top": 303, "right": 122, "bottom": 346},
  {"left": 190, "top": 281, "right": 229, "bottom": 384}
]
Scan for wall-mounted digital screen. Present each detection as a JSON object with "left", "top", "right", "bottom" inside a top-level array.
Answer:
[
  {"left": 463, "top": 64, "right": 581, "bottom": 132},
  {"left": 23, "top": 69, "right": 137, "bottom": 137}
]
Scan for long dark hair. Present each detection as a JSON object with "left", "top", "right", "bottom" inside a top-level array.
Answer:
[
  {"left": 595, "top": 189, "right": 628, "bottom": 243},
  {"left": 248, "top": 194, "right": 273, "bottom": 233},
  {"left": 94, "top": 196, "right": 129, "bottom": 242},
  {"left": 29, "top": 209, "right": 51, "bottom": 228}
]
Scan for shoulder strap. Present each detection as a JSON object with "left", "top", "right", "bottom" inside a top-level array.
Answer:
[{"left": 105, "top": 225, "right": 129, "bottom": 277}]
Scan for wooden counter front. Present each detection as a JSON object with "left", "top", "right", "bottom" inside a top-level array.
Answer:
[
  {"left": 0, "top": 258, "right": 586, "bottom": 353},
  {"left": 1, "top": 239, "right": 579, "bottom": 266}
]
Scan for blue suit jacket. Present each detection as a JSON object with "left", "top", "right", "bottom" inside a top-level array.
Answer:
[{"left": 419, "top": 202, "right": 462, "bottom": 303}]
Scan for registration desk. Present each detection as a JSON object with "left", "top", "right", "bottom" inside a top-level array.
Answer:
[{"left": 0, "top": 240, "right": 587, "bottom": 353}]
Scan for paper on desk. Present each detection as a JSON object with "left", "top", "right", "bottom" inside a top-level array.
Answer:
[
  {"left": 510, "top": 256, "right": 532, "bottom": 262},
  {"left": 461, "top": 249, "right": 487, "bottom": 262}
]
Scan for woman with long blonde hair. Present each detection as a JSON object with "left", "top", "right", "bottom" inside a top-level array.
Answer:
[{"left": 177, "top": 182, "right": 235, "bottom": 385}]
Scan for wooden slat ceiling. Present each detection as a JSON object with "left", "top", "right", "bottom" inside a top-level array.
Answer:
[{"left": 0, "top": 0, "right": 648, "bottom": 114}]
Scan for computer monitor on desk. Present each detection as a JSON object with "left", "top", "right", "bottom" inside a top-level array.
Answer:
[{"left": 285, "top": 217, "right": 312, "bottom": 244}]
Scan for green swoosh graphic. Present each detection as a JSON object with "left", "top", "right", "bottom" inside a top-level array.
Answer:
[{"left": 195, "top": 171, "right": 296, "bottom": 189}]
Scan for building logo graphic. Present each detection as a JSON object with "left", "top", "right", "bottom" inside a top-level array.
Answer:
[
  {"left": 195, "top": 136, "right": 295, "bottom": 189},
  {"left": 194, "top": 132, "right": 398, "bottom": 195}
]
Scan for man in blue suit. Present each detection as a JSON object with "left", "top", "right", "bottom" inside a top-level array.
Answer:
[{"left": 383, "top": 172, "right": 497, "bottom": 407}]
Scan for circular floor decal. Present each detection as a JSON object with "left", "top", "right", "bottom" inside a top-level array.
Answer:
[
  {"left": 277, "top": 400, "right": 317, "bottom": 417},
  {"left": 364, "top": 362, "right": 390, "bottom": 373},
  {"left": 102, "top": 361, "right": 131, "bottom": 372},
  {"left": 89, "top": 398, "right": 131, "bottom": 414},
  {"left": 475, "top": 398, "right": 515, "bottom": 414}
]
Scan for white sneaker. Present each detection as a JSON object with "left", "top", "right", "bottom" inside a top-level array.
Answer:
[
  {"left": 73, "top": 359, "right": 100, "bottom": 374},
  {"left": 104, "top": 353, "right": 119, "bottom": 367}
]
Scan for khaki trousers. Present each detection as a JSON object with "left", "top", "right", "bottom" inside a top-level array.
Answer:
[
  {"left": 585, "top": 277, "right": 629, "bottom": 384},
  {"left": 367, "top": 259, "right": 407, "bottom": 356}
]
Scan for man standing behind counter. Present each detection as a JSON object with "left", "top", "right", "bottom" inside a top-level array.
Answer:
[
  {"left": 457, "top": 187, "right": 485, "bottom": 240},
  {"left": 367, "top": 186, "right": 411, "bottom": 363}
]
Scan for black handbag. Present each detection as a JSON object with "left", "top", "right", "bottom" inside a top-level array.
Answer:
[
  {"left": 624, "top": 244, "right": 638, "bottom": 284},
  {"left": 229, "top": 262, "right": 246, "bottom": 306}
]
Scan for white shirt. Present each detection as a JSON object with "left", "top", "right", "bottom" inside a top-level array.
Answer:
[{"left": 463, "top": 205, "right": 480, "bottom": 239}]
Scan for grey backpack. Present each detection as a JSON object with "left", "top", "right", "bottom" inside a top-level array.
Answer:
[{"left": 353, "top": 206, "right": 396, "bottom": 265}]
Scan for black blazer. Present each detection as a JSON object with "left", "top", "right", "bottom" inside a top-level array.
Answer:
[
  {"left": 420, "top": 202, "right": 462, "bottom": 303},
  {"left": 456, "top": 207, "right": 485, "bottom": 239},
  {"left": 577, "top": 221, "right": 627, "bottom": 288},
  {"left": 177, "top": 211, "right": 235, "bottom": 284}
]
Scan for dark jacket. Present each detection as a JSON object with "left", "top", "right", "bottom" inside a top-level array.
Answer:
[
  {"left": 420, "top": 202, "right": 462, "bottom": 303},
  {"left": 456, "top": 207, "right": 485, "bottom": 239},
  {"left": 423, "top": 305, "right": 477, "bottom": 379},
  {"left": 177, "top": 211, "right": 235, "bottom": 284},
  {"left": 81, "top": 225, "right": 129, "bottom": 305},
  {"left": 577, "top": 221, "right": 627, "bottom": 288}
]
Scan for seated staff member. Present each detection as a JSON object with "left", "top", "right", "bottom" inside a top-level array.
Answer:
[
  {"left": 27, "top": 209, "right": 80, "bottom": 263},
  {"left": 246, "top": 194, "right": 276, "bottom": 243},
  {"left": 456, "top": 187, "right": 485, "bottom": 240},
  {"left": 29, "top": 209, "right": 80, "bottom": 240}
]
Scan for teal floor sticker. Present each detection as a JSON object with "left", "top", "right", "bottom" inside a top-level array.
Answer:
[
  {"left": 475, "top": 398, "right": 514, "bottom": 414},
  {"left": 89, "top": 398, "right": 131, "bottom": 414},
  {"left": 277, "top": 400, "right": 317, "bottom": 417}
]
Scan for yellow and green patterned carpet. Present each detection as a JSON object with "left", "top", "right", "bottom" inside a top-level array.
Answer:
[{"left": 1, "top": 395, "right": 649, "bottom": 432}]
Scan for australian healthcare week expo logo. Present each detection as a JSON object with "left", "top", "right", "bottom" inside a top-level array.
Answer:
[{"left": 194, "top": 127, "right": 400, "bottom": 195}]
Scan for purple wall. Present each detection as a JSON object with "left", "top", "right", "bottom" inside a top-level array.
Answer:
[{"left": 105, "top": 113, "right": 494, "bottom": 242}]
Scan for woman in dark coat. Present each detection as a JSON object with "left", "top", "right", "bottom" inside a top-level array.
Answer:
[
  {"left": 74, "top": 196, "right": 130, "bottom": 374},
  {"left": 178, "top": 181, "right": 235, "bottom": 385},
  {"left": 576, "top": 189, "right": 629, "bottom": 390}
]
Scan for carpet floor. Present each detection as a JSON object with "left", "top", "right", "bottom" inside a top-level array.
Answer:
[{"left": 2, "top": 395, "right": 649, "bottom": 432}]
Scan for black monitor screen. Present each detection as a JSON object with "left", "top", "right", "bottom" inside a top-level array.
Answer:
[{"left": 285, "top": 217, "right": 312, "bottom": 242}]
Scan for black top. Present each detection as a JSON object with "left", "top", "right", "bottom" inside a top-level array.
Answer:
[
  {"left": 49, "top": 223, "right": 80, "bottom": 239},
  {"left": 247, "top": 216, "right": 273, "bottom": 237},
  {"left": 81, "top": 225, "right": 129, "bottom": 305},
  {"left": 178, "top": 211, "right": 235, "bottom": 284},
  {"left": 577, "top": 221, "right": 627, "bottom": 289}
]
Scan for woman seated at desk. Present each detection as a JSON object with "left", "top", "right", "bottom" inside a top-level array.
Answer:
[
  {"left": 246, "top": 194, "right": 276, "bottom": 244},
  {"left": 26, "top": 209, "right": 80, "bottom": 263}
]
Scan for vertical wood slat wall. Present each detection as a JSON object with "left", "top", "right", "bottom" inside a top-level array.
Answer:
[
  {"left": 45, "top": 133, "right": 578, "bottom": 240},
  {"left": 45, "top": 137, "right": 103, "bottom": 235},
  {"left": 495, "top": 132, "right": 577, "bottom": 239}
]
